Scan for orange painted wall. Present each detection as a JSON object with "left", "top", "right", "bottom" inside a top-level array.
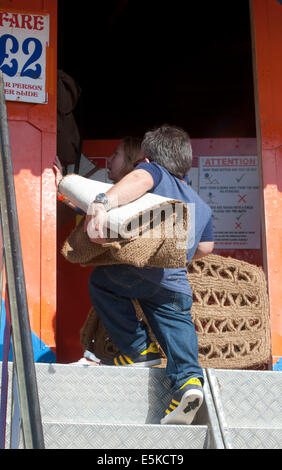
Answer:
[
  {"left": 0, "top": 0, "right": 57, "bottom": 357},
  {"left": 250, "top": 0, "right": 282, "bottom": 367}
]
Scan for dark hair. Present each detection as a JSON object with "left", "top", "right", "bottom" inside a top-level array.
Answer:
[
  {"left": 141, "top": 125, "right": 193, "bottom": 178},
  {"left": 120, "top": 136, "right": 142, "bottom": 175}
]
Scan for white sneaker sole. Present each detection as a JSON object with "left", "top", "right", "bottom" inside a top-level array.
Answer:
[
  {"left": 70, "top": 357, "right": 101, "bottom": 366},
  {"left": 120, "top": 358, "right": 161, "bottom": 367},
  {"left": 161, "top": 389, "right": 203, "bottom": 425}
]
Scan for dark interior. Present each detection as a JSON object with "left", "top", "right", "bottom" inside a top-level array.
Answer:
[{"left": 57, "top": 0, "right": 256, "bottom": 140}]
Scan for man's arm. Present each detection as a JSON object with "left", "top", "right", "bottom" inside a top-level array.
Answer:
[
  {"left": 106, "top": 169, "right": 154, "bottom": 209},
  {"left": 191, "top": 213, "right": 214, "bottom": 260},
  {"left": 192, "top": 241, "right": 214, "bottom": 260},
  {"left": 85, "top": 169, "right": 154, "bottom": 242}
]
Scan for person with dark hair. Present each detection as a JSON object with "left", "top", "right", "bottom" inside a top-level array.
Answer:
[
  {"left": 85, "top": 125, "right": 214, "bottom": 425},
  {"left": 108, "top": 136, "right": 143, "bottom": 182}
]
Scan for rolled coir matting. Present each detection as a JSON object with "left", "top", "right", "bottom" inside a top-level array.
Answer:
[{"left": 59, "top": 174, "right": 184, "bottom": 239}]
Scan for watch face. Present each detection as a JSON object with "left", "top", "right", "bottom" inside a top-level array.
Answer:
[
  {"left": 94, "top": 193, "right": 110, "bottom": 211},
  {"left": 96, "top": 193, "right": 106, "bottom": 203}
]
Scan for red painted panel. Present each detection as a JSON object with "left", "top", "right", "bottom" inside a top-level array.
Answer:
[
  {"left": 250, "top": 0, "right": 282, "bottom": 365},
  {"left": 1, "top": 0, "right": 57, "bottom": 355}
]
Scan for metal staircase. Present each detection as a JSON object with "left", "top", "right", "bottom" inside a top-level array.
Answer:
[{"left": 4, "top": 362, "right": 282, "bottom": 449}]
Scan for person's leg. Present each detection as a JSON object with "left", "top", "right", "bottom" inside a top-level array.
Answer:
[
  {"left": 138, "top": 288, "right": 203, "bottom": 392},
  {"left": 88, "top": 266, "right": 155, "bottom": 356},
  {"left": 89, "top": 267, "right": 203, "bottom": 423},
  {"left": 139, "top": 287, "right": 204, "bottom": 424}
]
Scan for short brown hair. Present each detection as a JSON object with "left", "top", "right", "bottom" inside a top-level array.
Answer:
[{"left": 141, "top": 125, "right": 193, "bottom": 178}]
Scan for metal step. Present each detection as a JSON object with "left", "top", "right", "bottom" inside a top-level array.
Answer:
[
  {"left": 41, "top": 422, "right": 209, "bottom": 449},
  {"left": 207, "top": 369, "right": 282, "bottom": 449},
  {"left": 5, "top": 363, "right": 281, "bottom": 449},
  {"left": 32, "top": 363, "right": 223, "bottom": 449}
]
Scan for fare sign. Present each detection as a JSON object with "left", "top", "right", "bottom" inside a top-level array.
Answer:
[{"left": 0, "top": 10, "right": 49, "bottom": 103}]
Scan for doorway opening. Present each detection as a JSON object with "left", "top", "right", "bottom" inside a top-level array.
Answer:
[
  {"left": 56, "top": 0, "right": 260, "bottom": 363},
  {"left": 57, "top": 0, "right": 256, "bottom": 140}
]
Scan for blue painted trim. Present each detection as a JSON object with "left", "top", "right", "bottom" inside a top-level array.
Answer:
[
  {"left": 0, "top": 299, "right": 56, "bottom": 363},
  {"left": 273, "top": 357, "right": 282, "bottom": 371}
]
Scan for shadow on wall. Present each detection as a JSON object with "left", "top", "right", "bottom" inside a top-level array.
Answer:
[{"left": 0, "top": 299, "right": 56, "bottom": 363}]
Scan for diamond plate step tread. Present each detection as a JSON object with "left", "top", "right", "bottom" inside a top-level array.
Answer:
[
  {"left": 41, "top": 422, "right": 209, "bottom": 449},
  {"left": 228, "top": 427, "right": 282, "bottom": 449},
  {"left": 34, "top": 364, "right": 211, "bottom": 426},
  {"left": 211, "top": 369, "right": 282, "bottom": 428},
  {"left": 207, "top": 369, "right": 282, "bottom": 449},
  {"left": 3, "top": 363, "right": 224, "bottom": 449},
  {"left": 36, "top": 363, "right": 171, "bottom": 424}
]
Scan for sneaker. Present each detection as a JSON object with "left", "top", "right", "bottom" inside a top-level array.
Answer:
[
  {"left": 102, "top": 342, "right": 161, "bottom": 367},
  {"left": 161, "top": 377, "right": 203, "bottom": 425},
  {"left": 71, "top": 350, "right": 101, "bottom": 366}
]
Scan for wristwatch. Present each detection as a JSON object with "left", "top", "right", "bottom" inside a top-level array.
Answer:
[{"left": 93, "top": 192, "right": 111, "bottom": 211}]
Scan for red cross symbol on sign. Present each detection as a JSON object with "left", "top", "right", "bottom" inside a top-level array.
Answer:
[
  {"left": 235, "top": 222, "right": 242, "bottom": 229},
  {"left": 238, "top": 194, "right": 247, "bottom": 203}
]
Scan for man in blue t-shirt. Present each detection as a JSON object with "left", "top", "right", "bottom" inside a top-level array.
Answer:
[{"left": 86, "top": 125, "right": 214, "bottom": 425}]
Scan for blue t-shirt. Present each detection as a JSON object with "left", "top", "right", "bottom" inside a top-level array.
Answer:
[{"left": 103, "top": 162, "right": 214, "bottom": 296}]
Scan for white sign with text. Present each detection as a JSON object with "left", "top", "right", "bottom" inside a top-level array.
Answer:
[
  {"left": 0, "top": 10, "right": 49, "bottom": 103},
  {"left": 198, "top": 155, "right": 261, "bottom": 249}
]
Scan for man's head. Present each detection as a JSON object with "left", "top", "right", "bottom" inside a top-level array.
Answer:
[{"left": 141, "top": 125, "right": 193, "bottom": 179}]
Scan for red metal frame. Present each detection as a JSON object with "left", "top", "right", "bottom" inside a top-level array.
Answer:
[
  {"left": 2, "top": 0, "right": 57, "bottom": 357},
  {"left": 250, "top": 0, "right": 282, "bottom": 368}
]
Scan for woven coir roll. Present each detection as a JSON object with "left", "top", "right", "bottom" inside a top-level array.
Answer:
[
  {"left": 61, "top": 202, "right": 189, "bottom": 269},
  {"left": 80, "top": 254, "right": 271, "bottom": 370},
  {"left": 188, "top": 254, "right": 271, "bottom": 369},
  {"left": 59, "top": 174, "right": 188, "bottom": 240}
]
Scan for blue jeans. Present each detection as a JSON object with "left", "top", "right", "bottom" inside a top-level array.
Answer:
[{"left": 88, "top": 266, "right": 204, "bottom": 392}]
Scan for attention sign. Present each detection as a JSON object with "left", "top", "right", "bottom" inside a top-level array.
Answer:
[
  {"left": 0, "top": 10, "right": 49, "bottom": 103},
  {"left": 199, "top": 156, "right": 260, "bottom": 249}
]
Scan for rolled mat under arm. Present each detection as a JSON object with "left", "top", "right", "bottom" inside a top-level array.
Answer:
[
  {"left": 59, "top": 174, "right": 190, "bottom": 268},
  {"left": 58, "top": 174, "right": 188, "bottom": 240}
]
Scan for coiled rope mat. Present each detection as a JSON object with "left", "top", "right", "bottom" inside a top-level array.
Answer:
[{"left": 80, "top": 254, "right": 271, "bottom": 369}]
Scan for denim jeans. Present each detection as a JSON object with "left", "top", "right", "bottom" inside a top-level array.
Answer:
[{"left": 88, "top": 266, "right": 204, "bottom": 392}]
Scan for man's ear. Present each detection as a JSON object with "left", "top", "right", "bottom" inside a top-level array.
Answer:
[{"left": 144, "top": 157, "right": 150, "bottom": 163}]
